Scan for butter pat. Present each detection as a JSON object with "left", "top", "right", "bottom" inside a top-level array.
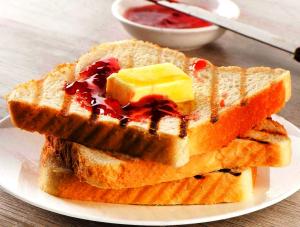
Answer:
[{"left": 106, "top": 63, "right": 194, "bottom": 105}]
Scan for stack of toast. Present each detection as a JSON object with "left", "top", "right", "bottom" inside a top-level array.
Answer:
[{"left": 7, "top": 40, "right": 292, "bottom": 205}]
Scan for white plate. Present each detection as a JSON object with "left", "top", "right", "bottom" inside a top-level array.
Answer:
[{"left": 0, "top": 115, "right": 300, "bottom": 225}]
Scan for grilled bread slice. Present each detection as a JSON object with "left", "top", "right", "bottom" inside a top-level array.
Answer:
[
  {"left": 7, "top": 40, "right": 291, "bottom": 167},
  {"left": 44, "top": 118, "right": 290, "bottom": 189},
  {"left": 40, "top": 144, "right": 255, "bottom": 205}
]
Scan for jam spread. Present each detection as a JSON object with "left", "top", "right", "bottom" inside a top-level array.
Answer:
[
  {"left": 122, "top": 95, "right": 180, "bottom": 120},
  {"left": 218, "top": 169, "right": 241, "bottom": 177},
  {"left": 65, "top": 58, "right": 189, "bottom": 136},
  {"left": 193, "top": 59, "right": 207, "bottom": 72},
  {"left": 122, "top": 94, "right": 182, "bottom": 134},
  {"left": 194, "top": 175, "right": 205, "bottom": 180},
  {"left": 124, "top": 5, "right": 212, "bottom": 29},
  {"left": 219, "top": 99, "right": 225, "bottom": 107},
  {"left": 65, "top": 58, "right": 122, "bottom": 118}
]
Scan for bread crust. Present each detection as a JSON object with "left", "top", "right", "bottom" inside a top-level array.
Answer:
[
  {"left": 42, "top": 119, "right": 290, "bottom": 189},
  {"left": 189, "top": 80, "right": 287, "bottom": 155},
  {"left": 40, "top": 145, "right": 255, "bottom": 205}
]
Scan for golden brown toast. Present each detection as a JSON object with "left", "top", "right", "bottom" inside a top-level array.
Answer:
[
  {"left": 44, "top": 118, "right": 290, "bottom": 189},
  {"left": 40, "top": 143, "right": 256, "bottom": 205},
  {"left": 7, "top": 40, "right": 291, "bottom": 167}
]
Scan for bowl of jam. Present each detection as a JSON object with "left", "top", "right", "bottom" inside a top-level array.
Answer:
[{"left": 112, "top": 0, "right": 240, "bottom": 51}]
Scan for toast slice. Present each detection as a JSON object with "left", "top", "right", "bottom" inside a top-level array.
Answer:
[
  {"left": 7, "top": 40, "right": 291, "bottom": 167},
  {"left": 44, "top": 118, "right": 290, "bottom": 189},
  {"left": 40, "top": 144, "right": 255, "bottom": 205}
]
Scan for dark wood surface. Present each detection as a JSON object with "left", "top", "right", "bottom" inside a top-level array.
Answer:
[{"left": 0, "top": 0, "right": 299, "bottom": 226}]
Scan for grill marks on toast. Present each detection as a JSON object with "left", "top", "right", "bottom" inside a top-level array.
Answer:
[
  {"left": 149, "top": 115, "right": 160, "bottom": 135},
  {"left": 215, "top": 176, "right": 235, "bottom": 202},
  {"left": 182, "top": 178, "right": 205, "bottom": 203},
  {"left": 183, "top": 56, "right": 190, "bottom": 74},
  {"left": 42, "top": 135, "right": 261, "bottom": 204},
  {"left": 131, "top": 185, "right": 153, "bottom": 204},
  {"left": 210, "top": 66, "right": 219, "bottom": 123},
  {"left": 61, "top": 93, "right": 73, "bottom": 117},
  {"left": 242, "top": 137, "right": 270, "bottom": 144},
  {"left": 228, "top": 119, "right": 288, "bottom": 167},
  {"left": 259, "top": 129, "right": 286, "bottom": 136},
  {"left": 57, "top": 172, "right": 249, "bottom": 204},
  {"left": 61, "top": 70, "right": 75, "bottom": 116},
  {"left": 113, "top": 188, "right": 131, "bottom": 202},
  {"left": 218, "top": 169, "right": 241, "bottom": 176},
  {"left": 208, "top": 66, "right": 269, "bottom": 124},
  {"left": 44, "top": 118, "right": 289, "bottom": 189},
  {"left": 96, "top": 187, "right": 114, "bottom": 200},
  {"left": 79, "top": 124, "right": 104, "bottom": 147},
  {"left": 41, "top": 70, "right": 75, "bottom": 135},
  {"left": 119, "top": 50, "right": 135, "bottom": 128},
  {"left": 169, "top": 178, "right": 191, "bottom": 202},
  {"left": 29, "top": 80, "right": 44, "bottom": 125},
  {"left": 147, "top": 46, "right": 163, "bottom": 136},
  {"left": 99, "top": 126, "right": 122, "bottom": 150},
  {"left": 149, "top": 182, "right": 172, "bottom": 203},
  {"left": 157, "top": 46, "right": 162, "bottom": 64},
  {"left": 184, "top": 174, "right": 221, "bottom": 203},
  {"left": 124, "top": 129, "right": 149, "bottom": 156},
  {"left": 26, "top": 80, "right": 51, "bottom": 131},
  {"left": 240, "top": 68, "right": 248, "bottom": 106},
  {"left": 119, "top": 117, "right": 129, "bottom": 127},
  {"left": 18, "top": 80, "right": 43, "bottom": 129},
  {"left": 67, "top": 120, "right": 89, "bottom": 142},
  {"left": 127, "top": 55, "right": 134, "bottom": 68},
  {"left": 107, "top": 127, "right": 161, "bottom": 158},
  {"left": 243, "top": 145, "right": 265, "bottom": 167},
  {"left": 91, "top": 124, "right": 119, "bottom": 148},
  {"left": 118, "top": 129, "right": 140, "bottom": 153},
  {"left": 8, "top": 41, "right": 291, "bottom": 167},
  {"left": 253, "top": 119, "right": 287, "bottom": 136},
  {"left": 89, "top": 112, "right": 98, "bottom": 122},
  {"left": 239, "top": 121, "right": 287, "bottom": 144},
  {"left": 194, "top": 174, "right": 223, "bottom": 203},
  {"left": 33, "top": 80, "right": 43, "bottom": 105},
  {"left": 179, "top": 117, "right": 188, "bottom": 138}
]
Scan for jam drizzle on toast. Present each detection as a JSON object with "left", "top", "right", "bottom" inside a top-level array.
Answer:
[
  {"left": 210, "top": 65, "right": 219, "bottom": 123},
  {"left": 240, "top": 68, "right": 248, "bottom": 106},
  {"left": 192, "top": 59, "right": 251, "bottom": 124},
  {"left": 65, "top": 58, "right": 189, "bottom": 137}
]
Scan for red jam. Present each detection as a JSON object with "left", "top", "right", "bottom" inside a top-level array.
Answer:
[
  {"left": 193, "top": 59, "right": 207, "bottom": 71},
  {"left": 124, "top": 5, "right": 212, "bottom": 29},
  {"left": 65, "top": 58, "right": 122, "bottom": 117},
  {"left": 65, "top": 58, "right": 187, "bottom": 135},
  {"left": 121, "top": 94, "right": 183, "bottom": 134},
  {"left": 123, "top": 94, "right": 181, "bottom": 120},
  {"left": 220, "top": 99, "right": 225, "bottom": 107},
  {"left": 77, "top": 58, "right": 120, "bottom": 96}
]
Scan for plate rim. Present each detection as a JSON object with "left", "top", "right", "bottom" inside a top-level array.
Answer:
[{"left": 1, "top": 115, "right": 300, "bottom": 225}]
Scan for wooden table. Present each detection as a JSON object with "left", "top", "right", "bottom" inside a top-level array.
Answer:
[{"left": 0, "top": 0, "right": 299, "bottom": 226}]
